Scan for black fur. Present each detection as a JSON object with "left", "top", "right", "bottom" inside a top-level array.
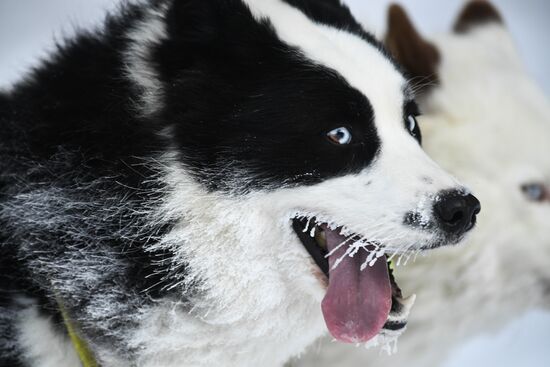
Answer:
[{"left": 0, "top": 0, "right": 400, "bottom": 363}]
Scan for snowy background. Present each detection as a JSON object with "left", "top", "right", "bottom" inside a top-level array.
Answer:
[{"left": 0, "top": 1, "right": 549, "bottom": 366}]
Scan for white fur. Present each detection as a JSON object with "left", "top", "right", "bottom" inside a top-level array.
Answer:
[
  {"left": 16, "top": 299, "right": 81, "bottom": 367},
  {"left": 296, "top": 22, "right": 550, "bottom": 367}
]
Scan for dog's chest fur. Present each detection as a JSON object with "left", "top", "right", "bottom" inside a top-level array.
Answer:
[{"left": 128, "top": 296, "right": 324, "bottom": 366}]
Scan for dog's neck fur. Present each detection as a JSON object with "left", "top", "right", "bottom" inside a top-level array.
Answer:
[{"left": 121, "top": 162, "right": 327, "bottom": 366}]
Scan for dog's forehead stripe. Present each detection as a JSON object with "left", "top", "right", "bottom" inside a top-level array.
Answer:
[{"left": 242, "top": 0, "right": 406, "bottom": 120}]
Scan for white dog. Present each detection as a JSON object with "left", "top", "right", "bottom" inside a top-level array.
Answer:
[{"left": 295, "top": 1, "right": 550, "bottom": 366}]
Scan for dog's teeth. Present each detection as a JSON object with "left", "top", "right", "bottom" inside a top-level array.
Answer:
[
  {"left": 309, "top": 226, "right": 316, "bottom": 237},
  {"left": 399, "top": 294, "right": 417, "bottom": 315},
  {"left": 314, "top": 229, "right": 327, "bottom": 250}
]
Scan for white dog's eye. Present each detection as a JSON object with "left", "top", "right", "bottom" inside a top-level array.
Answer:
[
  {"left": 521, "top": 183, "right": 547, "bottom": 202},
  {"left": 327, "top": 127, "right": 352, "bottom": 145}
]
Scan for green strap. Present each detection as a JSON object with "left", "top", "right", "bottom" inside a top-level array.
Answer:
[{"left": 57, "top": 298, "right": 99, "bottom": 367}]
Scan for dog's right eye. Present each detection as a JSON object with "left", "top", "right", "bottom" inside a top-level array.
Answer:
[{"left": 326, "top": 127, "right": 352, "bottom": 145}]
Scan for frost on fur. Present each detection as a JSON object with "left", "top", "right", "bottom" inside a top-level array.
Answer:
[{"left": 290, "top": 211, "right": 430, "bottom": 270}]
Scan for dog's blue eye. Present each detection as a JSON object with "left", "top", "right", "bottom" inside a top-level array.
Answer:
[
  {"left": 327, "top": 127, "right": 352, "bottom": 145},
  {"left": 521, "top": 183, "right": 546, "bottom": 202}
]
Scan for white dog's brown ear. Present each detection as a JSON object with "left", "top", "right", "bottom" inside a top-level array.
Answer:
[
  {"left": 454, "top": 0, "right": 503, "bottom": 33},
  {"left": 385, "top": 4, "right": 440, "bottom": 94}
]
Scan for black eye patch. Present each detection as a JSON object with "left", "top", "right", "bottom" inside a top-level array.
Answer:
[{"left": 165, "top": 59, "right": 381, "bottom": 194}]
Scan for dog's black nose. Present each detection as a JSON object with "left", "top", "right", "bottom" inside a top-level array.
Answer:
[{"left": 434, "top": 191, "right": 480, "bottom": 235}]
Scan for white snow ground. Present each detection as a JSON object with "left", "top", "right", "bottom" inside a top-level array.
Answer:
[{"left": 0, "top": 1, "right": 549, "bottom": 366}]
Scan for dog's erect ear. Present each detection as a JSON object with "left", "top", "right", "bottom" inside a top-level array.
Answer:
[
  {"left": 454, "top": 0, "right": 503, "bottom": 34},
  {"left": 385, "top": 4, "right": 440, "bottom": 94}
]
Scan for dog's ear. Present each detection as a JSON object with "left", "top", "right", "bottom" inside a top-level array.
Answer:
[
  {"left": 454, "top": 0, "right": 503, "bottom": 34},
  {"left": 164, "top": 0, "right": 222, "bottom": 46},
  {"left": 385, "top": 4, "right": 440, "bottom": 94},
  {"left": 158, "top": 0, "right": 271, "bottom": 76}
]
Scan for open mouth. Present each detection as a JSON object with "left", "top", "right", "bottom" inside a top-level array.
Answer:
[{"left": 292, "top": 217, "right": 416, "bottom": 344}]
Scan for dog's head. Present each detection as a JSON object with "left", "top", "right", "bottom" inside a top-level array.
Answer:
[
  {"left": 141, "top": 0, "right": 479, "bottom": 345},
  {"left": 385, "top": 1, "right": 550, "bottom": 313}
]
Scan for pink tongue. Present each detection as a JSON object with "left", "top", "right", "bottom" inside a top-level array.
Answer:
[{"left": 321, "top": 227, "right": 392, "bottom": 343}]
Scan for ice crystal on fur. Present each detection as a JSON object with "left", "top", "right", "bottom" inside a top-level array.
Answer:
[
  {"left": 363, "top": 331, "right": 401, "bottom": 356},
  {"left": 291, "top": 211, "right": 430, "bottom": 272}
]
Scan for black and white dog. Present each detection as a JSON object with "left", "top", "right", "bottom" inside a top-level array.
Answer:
[{"left": 0, "top": 0, "right": 480, "bottom": 366}]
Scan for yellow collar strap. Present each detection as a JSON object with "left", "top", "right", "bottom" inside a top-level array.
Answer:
[{"left": 57, "top": 298, "right": 99, "bottom": 367}]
